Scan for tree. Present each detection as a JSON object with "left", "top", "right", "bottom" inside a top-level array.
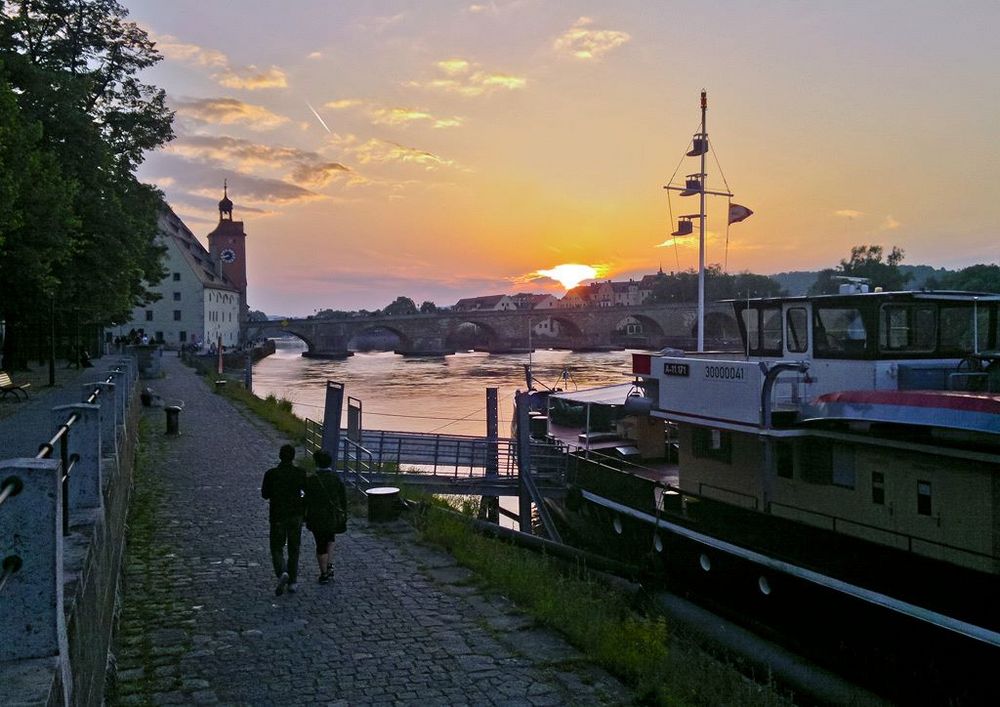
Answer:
[
  {"left": 809, "top": 245, "right": 911, "bottom": 295},
  {"left": 648, "top": 266, "right": 783, "bottom": 304},
  {"left": 0, "top": 0, "right": 173, "bottom": 368},
  {"left": 0, "top": 73, "right": 76, "bottom": 368},
  {"left": 927, "top": 264, "right": 1000, "bottom": 294},
  {"left": 383, "top": 296, "right": 417, "bottom": 316},
  {"left": 419, "top": 301, "right": 437, "bottom": 313}
]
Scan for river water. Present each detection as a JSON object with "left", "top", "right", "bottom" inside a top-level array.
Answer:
[{"left": 251, "top": 338, "right": 640, "bottom": 437}]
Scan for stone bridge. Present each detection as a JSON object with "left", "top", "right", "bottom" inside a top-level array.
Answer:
[{"left": 248, "top": 302, "right": 738, "bottom": 358}]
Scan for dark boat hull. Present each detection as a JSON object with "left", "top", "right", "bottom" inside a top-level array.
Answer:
[{"left": 555, "top": 463, "right": 1000, "bottom": 704}]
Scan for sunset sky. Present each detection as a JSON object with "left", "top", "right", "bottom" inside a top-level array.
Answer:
[{"left": 127, "top": 0, "right": 1000, "bottom": 316}]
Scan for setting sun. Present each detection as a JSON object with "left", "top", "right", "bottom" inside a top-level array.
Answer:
[{"left": 537, "top": 264, "right": 600, "bottom": 290}]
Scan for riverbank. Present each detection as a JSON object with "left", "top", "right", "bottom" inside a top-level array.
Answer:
[
  {"left": 111, "top": 354, "right": 634, "bottom": 704},
  {"left": 186, "top": 360, "right": 800, "bottom": 704}
]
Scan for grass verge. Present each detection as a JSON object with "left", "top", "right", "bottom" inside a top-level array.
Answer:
[
  {"left": 415, "top": 503, "right": 790, "bottom": 706},
  {"left": 211, "top": 378, "right": 306, "bottom": 442}
]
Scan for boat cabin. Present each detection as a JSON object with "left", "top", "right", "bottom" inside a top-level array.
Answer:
[
  {"left": 734, "top": 291, "right": 999, "bottom": 363},
  {"left": 628, "top": 291, "right": 1000, "bottom": 575}
]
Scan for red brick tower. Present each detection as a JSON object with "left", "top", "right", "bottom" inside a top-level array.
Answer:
[{"left": 207, "top": 182, "right": 249, "bottom": 342}]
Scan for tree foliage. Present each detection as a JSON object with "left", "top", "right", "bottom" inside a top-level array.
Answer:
[
  {"left": 0, "top": 0, "right": 173, "bottom": 368},
  {"left": 809, "top": 245, "right": 912, "bottom": 295},
  {"left": 419, "top": 300, "right": 437, "bottom": 313},
  {"left": 926, "top": 264, "right": 1000, "bottom": 294},
  {"left": 383, "top": 296, "right": 418, "bottom": 316},
  {"left": 648, "top": 266, "right": 784, "bottom": 304}
]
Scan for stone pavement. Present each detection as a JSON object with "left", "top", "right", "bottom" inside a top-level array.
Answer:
[{"left": 112, "top": 354, "right": 632, "bottom": 706}]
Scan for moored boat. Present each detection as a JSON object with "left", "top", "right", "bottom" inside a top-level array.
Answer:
[{"left": 532, "top": 93, "right": 1000, "bottom": 702}]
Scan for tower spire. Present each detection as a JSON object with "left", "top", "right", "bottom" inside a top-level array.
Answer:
[{"left": 218, "top": 181, "right": 234, "bottom": 221}]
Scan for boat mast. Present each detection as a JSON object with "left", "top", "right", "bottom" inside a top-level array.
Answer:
[
  {"left": 697, "top": 90, "right": 707, "bottom": 353},
  {"left": 663, "top": 91, "right": 733, "bottom": 353}
]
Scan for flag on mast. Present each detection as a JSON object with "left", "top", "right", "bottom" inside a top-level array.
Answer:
[{"left": 728, "top": 203, "right": 753, "bottom": 224}]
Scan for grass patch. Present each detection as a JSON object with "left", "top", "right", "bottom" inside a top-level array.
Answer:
[
  {"left": 416, "top": 504, "right": 790, "bottom": 706},
  {"left": 212, "top": 380, "right": 306, "bottom": 442}
]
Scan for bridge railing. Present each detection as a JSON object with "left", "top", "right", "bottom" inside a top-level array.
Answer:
[{"left": 0, "top": 355, "right": 137, "bottom": 674}]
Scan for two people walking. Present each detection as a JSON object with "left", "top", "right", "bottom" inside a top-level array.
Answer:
[{"left": 261, "top": 444, "right": 347, "bottom": 595}]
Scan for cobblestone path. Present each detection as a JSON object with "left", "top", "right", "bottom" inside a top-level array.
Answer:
[{"left": 112, "top": 354, "right": 631, "bottom": 706}]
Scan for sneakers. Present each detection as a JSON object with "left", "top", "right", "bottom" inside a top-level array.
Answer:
[
  {"left": 287, "top": 582, "right": 298, "bottom": 594},
  {"left": 275, "top": 571, "right": 289, "bottom": 596},
  {"left": 318, "top": 571, "right": 330, "bottom": 584}
]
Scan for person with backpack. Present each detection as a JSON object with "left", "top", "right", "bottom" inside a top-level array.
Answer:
[{"left": 304, "top": 450, "right": 348, "bottom": 584}]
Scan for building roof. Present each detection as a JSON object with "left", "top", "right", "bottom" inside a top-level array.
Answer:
[
  {"left": 159, "top": 206, "right": 239, "bottom": 293},
  {"left": 454, "top": 294, "right": 509, "bottom": 309}
]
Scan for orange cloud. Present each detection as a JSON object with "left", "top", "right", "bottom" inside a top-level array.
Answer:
[
  {"left": 325, "top": 99, "right": 464, "bottom": 129},
  {"left": 407, "top": 59, "right": 527, "bottom": 96},
  {"left": 554, "top": 17, "right": 631, "bottom": 60},
  {"left": 151, "top": 32, "right": 227, "bottom": 67},
  {"left": 216, "top": 66, "right": 288, "bottom": 90},
  {"left": 173, "top": 98, "right": 290, "bottom": 130},
  {"left": 150, "top": 31, "right": 287, "bottom": 91}
]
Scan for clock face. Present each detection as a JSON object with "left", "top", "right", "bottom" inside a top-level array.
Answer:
[{"left": 221, "top": 248, "right": 236, "bottom": 264}]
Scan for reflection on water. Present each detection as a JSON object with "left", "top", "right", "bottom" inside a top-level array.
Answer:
[{"left": 252, "top": 338, "right": 639, "bottom": 437}]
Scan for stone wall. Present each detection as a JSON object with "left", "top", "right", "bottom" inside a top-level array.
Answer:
[{"left": 0, "top": 358, "right": 140, "bottom": 706}]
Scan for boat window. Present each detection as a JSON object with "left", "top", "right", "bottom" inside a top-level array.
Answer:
[
  {"left": 761, "top": 307, "right": 782, "bottom": 354},
  {"left": 691, "top": 427, "right": 732, "bottom": 464},
  {"left": 871, "top": 471, "right": 885, "bottom": 505},
  {"left": 940, "top": 304, "right": 991, "bottom": 354},
  {"left": 740, "top": 306, "right": 782, "bottom": 355},
  {"left": 879, "top": 305, "right": 936, "bottom": 353},
  {"left": 775, "top": 441, "right": 793, "bottom": 478},
  {"left": 814, "top": 307, "right": 867, "bottom": 358},
  {"left": 741, "top": 308, "right": 759, "bottom": 351},
  {"left": 917, "top": 480, "right": 932, "bottom": 516},
  {"left": 799, "top": 439, "right": 832, "bottom": 484},
  {"left": 786, "top": 307, "right": 808, "bottom": 353},
  {"left": 831, "top": 445, "right": 856, "bottom": 489}
]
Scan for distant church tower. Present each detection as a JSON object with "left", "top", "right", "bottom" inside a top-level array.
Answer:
[{"left": 207, "top": 182, "right": 249, "bottom": 342}]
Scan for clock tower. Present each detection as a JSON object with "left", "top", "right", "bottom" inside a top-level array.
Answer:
[{"left": 207, "top": 182, "right": 249, "bottom": 341}]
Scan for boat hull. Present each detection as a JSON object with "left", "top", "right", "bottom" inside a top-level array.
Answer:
[{"left": 555, "top": 464, "right": 1000, "bottom": 704}]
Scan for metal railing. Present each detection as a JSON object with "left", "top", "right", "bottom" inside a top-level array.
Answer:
[
  {"left": 1, "top": 357, "right": 135, "bottom": 605},
  {"left": 303, "top": 420, "right": 570, "bottom": 488},
  {"left": 32, "top": 371, "right": 114, "bottom": 535},
  {"left": 769, "top": 499, "right": 997, "bottom": 568}
]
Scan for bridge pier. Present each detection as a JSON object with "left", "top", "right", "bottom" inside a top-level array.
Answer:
[
  {"left": 395, "top": 335, "right": 454, "bottom": 357},
  {"left": 302, "top": 350, "right": 353, "bottom": 359}
]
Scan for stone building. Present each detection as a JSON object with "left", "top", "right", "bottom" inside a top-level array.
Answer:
[
  {"left": 453, "top": 294, "right": 517, "bottom": 311},
  {"left": 109, "top": 190, "right": 246, "bottom": 349}
]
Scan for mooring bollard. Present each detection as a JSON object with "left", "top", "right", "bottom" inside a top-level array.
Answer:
[
  {"left": 165, "top": 405, "right": 181, "bottom": 435},
  {"left": 366, "top": 486, "right": 401, "bottom": 522}
]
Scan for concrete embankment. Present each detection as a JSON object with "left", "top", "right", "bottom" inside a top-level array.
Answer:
[
  {"left": 0, "top": 357, "right": 140, "bottom": 706},
  {"left": 110, "top": 354, "right": 631, "bottom": 705}
]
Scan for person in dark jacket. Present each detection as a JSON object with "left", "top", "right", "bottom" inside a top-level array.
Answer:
[
  {"left": 304, "top": 450, "right": 347, "bottom": 584},
  {"left": 261, "top": 444, "right": 307, "bottom": 595}
]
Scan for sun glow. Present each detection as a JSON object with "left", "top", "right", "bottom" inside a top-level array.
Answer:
[{"left": 537, "top": 263, "right": 599, "bottom": 290}]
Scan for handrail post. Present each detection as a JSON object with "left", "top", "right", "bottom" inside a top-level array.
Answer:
[
  {"left": 84, "top": 382, "right": 117, "bottom": 457},
  {"left": 105, "top": 368, "right": 127, "bottom": 442},
  {"left": 0, "top": 458, "right": 68, "bottom": 669},
  {"left": 51, "top": 404, "right": 103, "bottom": 518}
]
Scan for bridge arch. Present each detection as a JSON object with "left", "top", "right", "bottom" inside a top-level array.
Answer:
[
  {"left": 443, "top": 318, "right": 503, "bottom": 351},
  {"left": 248, "top": 324, "right": 317, "bottom": 353},
  {"left": 346, "top": 324, "right": 412, "bottom": 352}
]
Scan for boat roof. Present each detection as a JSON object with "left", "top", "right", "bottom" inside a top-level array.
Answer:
[
  {"left": 802, "top": 389, "right": 1000, "bottom": 436},
  {"left": 724, "top": 290, "right": 1000, "bottom": 306},
  {"left": 549, "top": 383, "right": 639, "bottom": 406}
]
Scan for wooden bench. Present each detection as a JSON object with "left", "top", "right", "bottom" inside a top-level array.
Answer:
[{"left": 0, "top": 371, "right": 31, "bottom": 401}]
